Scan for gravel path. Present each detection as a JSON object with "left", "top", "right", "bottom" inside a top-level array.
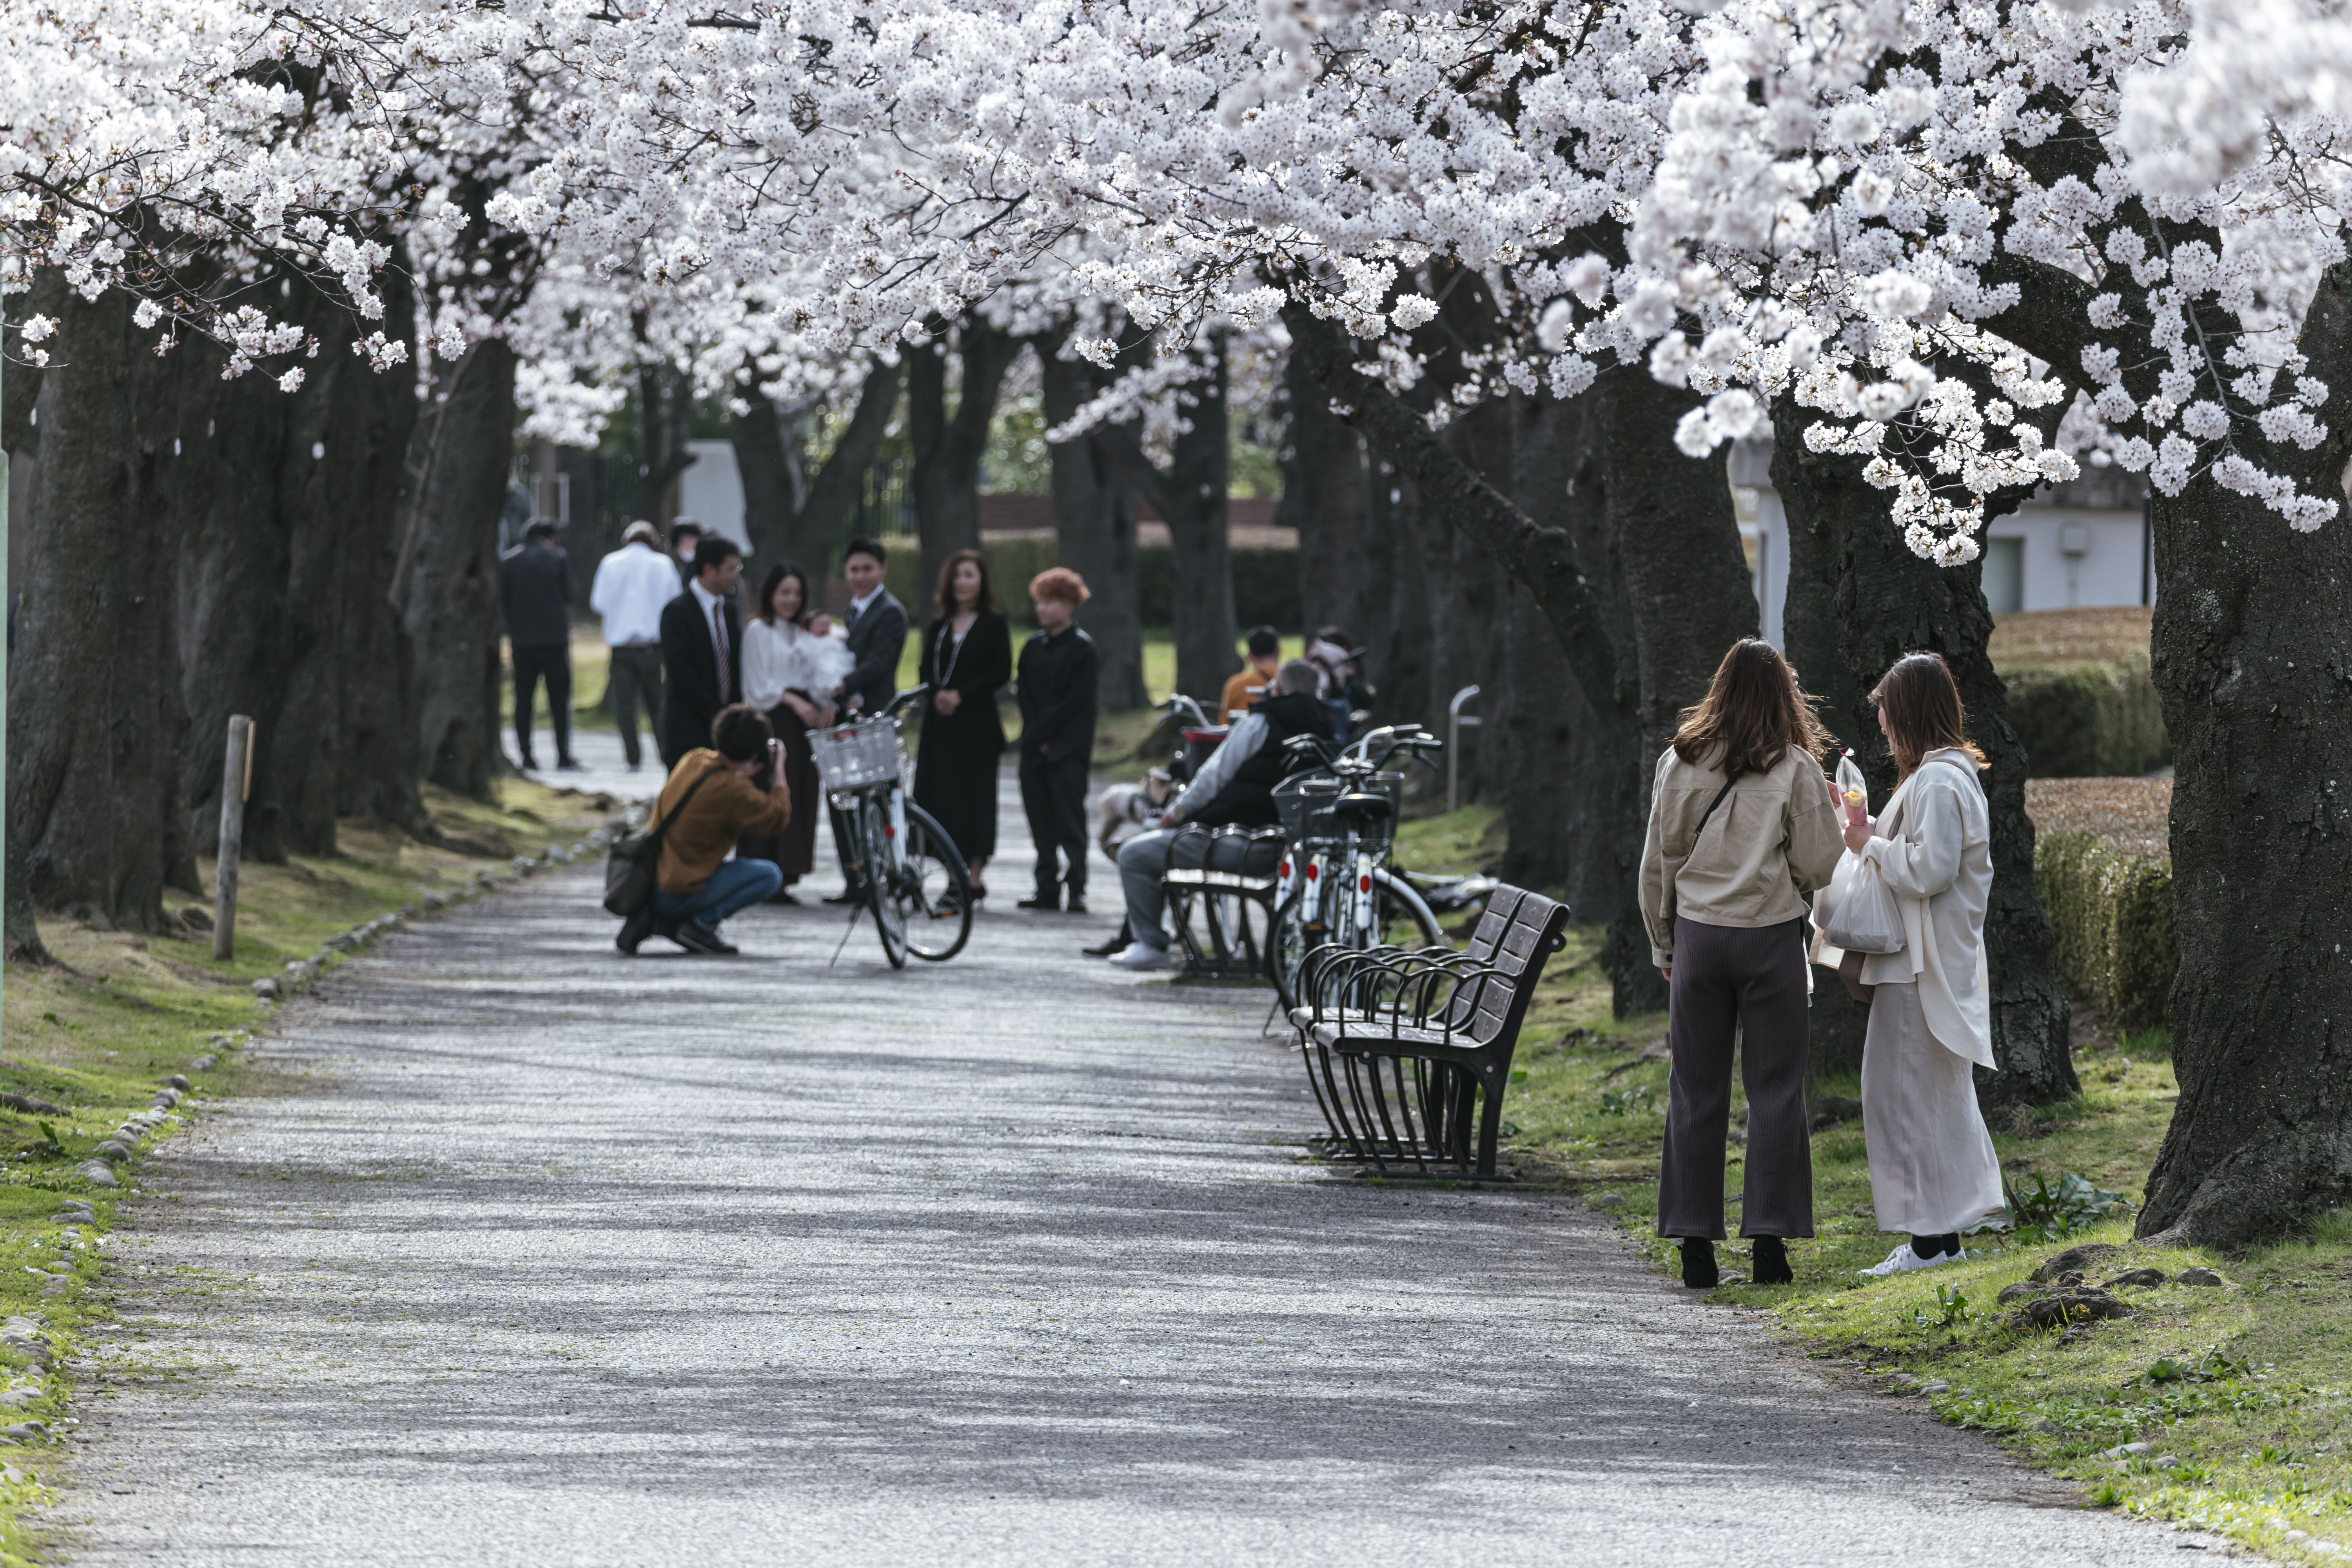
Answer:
[{"left": 49, "top": 784, "right": 2210, "bottom": 1566}]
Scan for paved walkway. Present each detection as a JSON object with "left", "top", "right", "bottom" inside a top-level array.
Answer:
[{"left": 51, "top": 778, "right": 2205, "bottom": 1565}]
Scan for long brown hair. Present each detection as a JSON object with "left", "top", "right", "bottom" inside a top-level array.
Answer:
[
  {"left": 1671, "top": 639, "right": 1835, "bottom": 779},
  {"left": 755, "top": 562, "right": 815, "bottom": 628},
  {"left": 935, "top": 548, "right": 995, "bottom": 619},
  {"left": 1870, "top": 652, "right": 1989, "bottom": 777}
]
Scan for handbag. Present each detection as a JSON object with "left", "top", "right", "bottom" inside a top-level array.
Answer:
[{"left": 603, "top": 766, "right": 724, "bottom": 917}]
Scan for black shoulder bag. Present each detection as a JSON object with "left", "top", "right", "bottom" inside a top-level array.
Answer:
[{"left": 603, "top": 767, "right": 724, "bottom": 917}]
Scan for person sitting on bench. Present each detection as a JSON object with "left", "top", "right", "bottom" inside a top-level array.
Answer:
[{"left": 1103, "top": 659, "right": 1332, "bottom": 971}]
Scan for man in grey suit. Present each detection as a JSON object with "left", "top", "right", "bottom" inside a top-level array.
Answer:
[{"left": 826, "top": 536, "right": 910, "bottom": 902}]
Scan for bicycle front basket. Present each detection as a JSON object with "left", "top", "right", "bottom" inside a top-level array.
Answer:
[
  {"left": 809, "top": 716, "right": 900, "bottom": 792},
  {"left": 1274, "top": 774, "right": 1344, "bottom": 842}
]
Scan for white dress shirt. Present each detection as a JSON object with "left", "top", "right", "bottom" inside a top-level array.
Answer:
[
  {"left": 588, "top": 542, "right": 681, "bottom": 646},
  {"left": 742, "top": 619, "right": 853, "bottom": 711},
  {"left": 845, "top": 587, "right": 883, "bottom": 627}
]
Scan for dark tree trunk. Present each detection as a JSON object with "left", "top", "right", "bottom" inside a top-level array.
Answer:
[
  {"left": 1102, "top": 337, "right": 1241, "bottom": 706},
  {"left": 403, "top": 339, "right": 515, "bottom": 800},
  {"left": 1503, "top": 388, "right": 1615, "bottom": 910},
  {"left": 909, "top": 317, "right": 1020, "bottom": 637},
  {"left": 1283, "top": 347, "right": 1377, "bottom": 642},
  {"left": 1413, "top": 399, "right": 1514, "bottom": 798},
  {"left": 7, "top": 287, "right": 184, "bottom": 934},
  {"left": 1769, "top": 397, "right": 2077, "bottom": 1107},
  {"left": 1038, "top": 341, "right": 1147, "bottom": 709},
  {"left": 735, "top": 358, "right": 901, "bottom": 599},
  {"left": 1592, "top": 368, "right": 1760, "bottom": 1016},
  {"left": 2134, "top": 260, "right": 2352, "bottom": 1245},
  {"left": 334, "top": 260, "right": 426, "bottom": 832},
  {"left": 1356, "top": 453, "right": 1421, "bottom": 728},
  {"left": 633, "top": 323, "right": 696, "bottom": 526}
]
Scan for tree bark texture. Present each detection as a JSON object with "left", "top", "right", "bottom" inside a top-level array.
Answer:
[
  {"left": 1411, "top": 398, "right": 1514, "bottom": 800},
  {"left": 1038, "top": 341, "right": 1147, "bottom": 709},
  {"left": 734, "top": 358, "right": 901, "bottom": 599},
  {"left": 2133, "top": 261, "right": 2352, "bottom": 1245},
  {"left": 909, "top": 318, "right": 1020, "bottom": 636},
  {"left": 1098, "top": 337, "right": 1242, "bottom": 706},
  {"left": 1504, "top": 388, "right": 1620, "bottom": 917},
  {"left": 404, "top": 339, "right": 515, "bottom": 800},
  {"left": 1588, "top": 368, "right": 1760, "bottom": 1016},
  {"left": 7, "top": 287, "right": 187, "bottom": 934},
  {"left": 1769, "top": 398, "right": 2077, "bottom": 1107},
  {"left": 633, "top": 327, "right": 696, "bottom": 527},
  {"left": 1282, "top": 348, "right": 1379, "bottom": 644}
]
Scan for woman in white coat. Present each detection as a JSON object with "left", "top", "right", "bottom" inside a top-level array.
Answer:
[{"left": 1841, "top": 652, "right": 2006, "bottom": 1276}]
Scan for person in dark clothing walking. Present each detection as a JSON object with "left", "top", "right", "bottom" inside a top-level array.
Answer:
[
  {"left": 1015, "top": 568, "right": 1098, "bottom": 913},
  {"left": 657, "top": 535, "right": 745, "bottom": 769},
  {"left": 914, "top": 549, "right": 1012, "bottom": 901},
  {"left": 1106, "top": 659, "right": 1332, "bottom": 969},
  {"left": 500, "top": 521, "right": 580, "bottom": 771}
]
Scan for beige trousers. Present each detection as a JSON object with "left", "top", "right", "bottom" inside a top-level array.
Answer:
[{"left": 1860, "top": 981, "right": 2005, "bottom": 1235}]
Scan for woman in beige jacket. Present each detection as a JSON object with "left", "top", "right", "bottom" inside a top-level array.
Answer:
[{"left": 1639, "top": 640, "right": 1845, "bottom": 1288}]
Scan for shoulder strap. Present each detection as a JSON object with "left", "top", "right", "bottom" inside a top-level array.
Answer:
[
  {"left": 645, "top": 765, "right": 726, "bottom": 850},
  {"left": 1692, "top": 776, "right": 1738, "bottom": 842}
]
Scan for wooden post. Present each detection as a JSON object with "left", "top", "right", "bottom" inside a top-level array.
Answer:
[{"left": 212, "top": 716, "right": 254, "bottom": 960}]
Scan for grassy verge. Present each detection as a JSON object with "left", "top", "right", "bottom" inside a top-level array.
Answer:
[
  {"left": 1394, "top": 802, "right": 2352, "bottom": 1563},
  {"left": 0, "top": 777, "right": 622, "bottom": 1564}
]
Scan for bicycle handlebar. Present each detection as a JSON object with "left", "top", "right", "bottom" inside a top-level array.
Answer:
[{"left": 882, "top": 684, "right": 933, "bottom": 719}]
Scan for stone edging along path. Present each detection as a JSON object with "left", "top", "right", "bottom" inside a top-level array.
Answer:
[{"left": 0, "top": 811, "right": 646, "bottom": 1520}]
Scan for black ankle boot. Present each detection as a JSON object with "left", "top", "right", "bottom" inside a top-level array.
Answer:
[
  {"left": 1681, "top": 1238, "right": 1719, "bottom": 1289},
  {"left": 1751, "top": 1235, "right": 1793, "bottom": 1285}
]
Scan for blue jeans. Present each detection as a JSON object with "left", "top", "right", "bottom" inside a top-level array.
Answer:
[{"left": 653, "top": 858, "right": 782, "bottom": 933}]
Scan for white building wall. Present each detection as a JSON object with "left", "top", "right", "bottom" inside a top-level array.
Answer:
[
  {"left": 1983, "top": 504, "right": 2148, "bottom": 612},
  {"left": 675, "top": 439, "right": 751, "bottom": 553}
]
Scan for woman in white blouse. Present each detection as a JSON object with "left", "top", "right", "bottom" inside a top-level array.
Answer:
[
  {"left": 1840, "top": 652, "right": 2005, "bottom": 1277},
  {"left": 738, "top": 563, "right": 852, "bottom": 900}
]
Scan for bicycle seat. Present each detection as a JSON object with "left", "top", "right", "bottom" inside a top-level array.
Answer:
[{"left": 1331, "top": 791, "right": 1394, "bottom": 825}]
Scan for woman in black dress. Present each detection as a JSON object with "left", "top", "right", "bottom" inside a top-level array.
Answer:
[{"left": 914, "top": 548, "right": 1012, "bottom": 900}]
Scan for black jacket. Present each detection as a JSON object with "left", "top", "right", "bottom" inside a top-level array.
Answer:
[
  {"left": 1189, "top": 691, "right": 1334, "bottom": 828},
  {"left": 658, "top": 588, "right": 743, "bottom": 765},
  {"left": 920, "top": 611, "right": 1011, "bottom": 754},
  {"left": 499, "top": 543, "right": 572, "bottom": 649},
  {"left": 839, "top": 590, "right": 909, "bottom": 716},
  {"left": 1016, "top": 626, "right": 1099, "bottom": 764}
]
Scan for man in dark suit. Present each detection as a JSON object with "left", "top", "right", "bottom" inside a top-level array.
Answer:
[
  {"left": 658, "top": 535, "right": 745, "bottom": 768},
  {"left": 825, "top": 536, "right": 909, "bottom": 902},
  {"left": 499, "top": 521, "right": 579, "bottom": 771}
]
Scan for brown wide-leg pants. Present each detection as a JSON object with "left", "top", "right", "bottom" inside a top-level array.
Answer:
[{"left": 1655, "top": 916, "right": 1815, "bottom": 1241}]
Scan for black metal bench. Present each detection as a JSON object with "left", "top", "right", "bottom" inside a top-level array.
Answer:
[
  {"left": 1288, "top": 884, "right": 1569, "bottom": 1177},
  {"left": 1161, "top": 824, "right": 1286, "bottom": 980}
]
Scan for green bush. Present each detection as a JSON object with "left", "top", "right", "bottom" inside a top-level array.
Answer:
[
  {"left": 2033, "top": 827, "right": 2175, "bottom": 1032},
  {"left": 1989, "top": 608, "right": 2171, "bottom": 779},
  {"left": 2004, "top": 662, "right": 2170, "bottom": 778}
]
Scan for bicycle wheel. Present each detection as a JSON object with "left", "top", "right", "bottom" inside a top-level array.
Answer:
[
  {"left": 1270, "top": 876, "right": 1335, "bottom": 1011},
  {"left": 861, "top": 795, "right": 909, "bottom": 969},
  {"left": 1372, "top": 867, "right": 1445, "bottom": 949},
  {"left": 889, "top": 803, "right": 974, "bottom": 962}
]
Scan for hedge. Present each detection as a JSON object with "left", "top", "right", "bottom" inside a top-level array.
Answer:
[
  {"left": 881, "top": 534, "right": 1303, "bottom": 628},
  {"left": 2026, "top": 777, "right": 2174, "bottom": 1031},
  {"left": 1990, "top": 608, "right": 2171, "bottom": 778}
]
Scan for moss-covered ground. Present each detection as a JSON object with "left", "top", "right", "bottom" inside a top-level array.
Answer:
[
  {"left": 1391, "top": 801, "right": 2352, "bottom": 1564},
  {"left": 0, "top": 777, "right": 620, "bottom": 1564}
]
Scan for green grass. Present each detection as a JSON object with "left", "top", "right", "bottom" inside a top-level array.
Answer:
[
  {"left": 0, "top": 777, "right": 621, "bottom": 1563},
  {"left": 1391, "top": 800, "right": 2352, "bottom": 1561}
]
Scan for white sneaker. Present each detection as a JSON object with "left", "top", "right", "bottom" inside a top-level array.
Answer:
[
  {"left": 1858, "top": 1243, "right": 1965, "bottom": 1278},
  {"left": 1107, "top": 942, "right": 1172, "bottom": 971}
]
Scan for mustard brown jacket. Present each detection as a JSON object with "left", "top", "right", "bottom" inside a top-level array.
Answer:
[{"left": 653, "top": 750, "right": 792, "bottom": 895}]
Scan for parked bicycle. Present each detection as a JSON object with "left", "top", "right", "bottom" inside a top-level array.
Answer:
[
  {"left": 1267, "top": 725, "right": 1446, "bottom": 1009},
  {"left": 809, "top": 684, "right": 973, "bottom": 967}
]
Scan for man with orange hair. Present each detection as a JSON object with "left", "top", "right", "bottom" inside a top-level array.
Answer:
[{"left": 1014, "top": 567, "right": 1099, "bottom": 912}]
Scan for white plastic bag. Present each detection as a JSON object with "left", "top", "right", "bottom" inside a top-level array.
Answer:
[{"left": 1817, "top": 848, "right": 1905, "bottom": 954}]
